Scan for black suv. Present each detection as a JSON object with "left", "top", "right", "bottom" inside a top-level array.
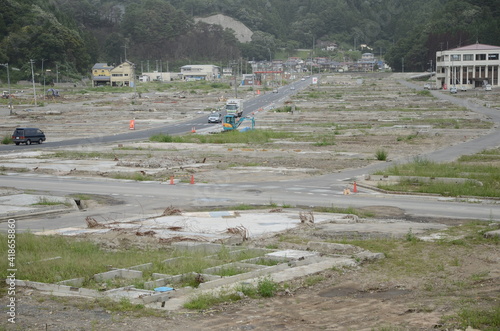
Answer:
[{"left": 12, "top": 128, "right": 46, "bottom": 145}]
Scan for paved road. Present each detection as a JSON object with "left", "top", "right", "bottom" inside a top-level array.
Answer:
[
  {"left": 1, "top": 173, "right": 498, "bottom": 232},
  {"left": 0, "top": 78, "right": 312, "bottom": 152},
  {"left": 399, "top": 80, "right": 500, "bottom": 162}
]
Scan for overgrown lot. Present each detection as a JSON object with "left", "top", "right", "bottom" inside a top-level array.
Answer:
[{"left": 0, "top": 218, "right": 498, "bottom": 330}]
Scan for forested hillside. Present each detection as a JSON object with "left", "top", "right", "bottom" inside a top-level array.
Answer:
[{"left": 0, "top": 0, "right": 499, "bottom": 81}]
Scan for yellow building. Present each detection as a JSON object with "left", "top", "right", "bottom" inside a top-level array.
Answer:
[
  {"left": 110, "top": 61, "right": 135, "bottom": 87},
  {"left": 91, "top": 63, "right": 113, "bottom": 87}
]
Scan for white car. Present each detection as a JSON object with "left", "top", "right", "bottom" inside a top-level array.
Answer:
[
  {"left": 208, "top": 112, "right": 222, "bottom": 123},
  {"left": 484, "top": 84, "right": 492, "bottom": 91},
  {"left": 450, "top": 86, "right": 458, "bottom": 94}
]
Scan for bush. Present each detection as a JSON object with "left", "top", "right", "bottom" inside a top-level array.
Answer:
[
  {"left": 1, "top": 135, "right": 12, "bottom": 144},
  {"left": 375, "top": 149, "right": 388, "bottom": 161},
  {"left": 257, "top": 276, "right": 278, "bottom": 297}
]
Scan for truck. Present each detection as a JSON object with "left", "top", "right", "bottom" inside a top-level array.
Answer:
[{"left": 225, "top": 99, "right": 243, "bottom": 117}]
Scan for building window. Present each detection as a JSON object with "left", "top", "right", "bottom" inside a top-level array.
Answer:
[
  {"left": 463, "top": 54, "right": 473, "bottom": 61},
  {"left": 451, "top": 54, "right": 461, "bottom": 61},
  {"left": 476, "top": 54, "right": 486, "bottom": 61},
  {"left": 488, "top": 54, "right": 499, "bottom": 60}
]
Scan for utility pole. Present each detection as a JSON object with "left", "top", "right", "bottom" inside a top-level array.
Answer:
[
  {"left": 402, "top": 57, "right": 404, "bottom": 73},
  {"left": 122, "top": 45, "right": 128, "bottom": 61},
  {"left": 41, "top": 59, "right": 46, "bottom": 100},
  {"left": 0, "top": 63, "right": 12, "bottom": 115},
  {"left": 30, "top": 59, "right": 37, "bottom": 107},
  {"left": 233, "top": 63, "right": 238, "bottom": 98},
  {"left": 133, "top": 64, "right": 137, "bottom": 98}
]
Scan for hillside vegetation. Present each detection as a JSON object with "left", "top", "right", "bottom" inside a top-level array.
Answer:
[{"left": 0, "top": 0, "right": 499, "bottom": 82}]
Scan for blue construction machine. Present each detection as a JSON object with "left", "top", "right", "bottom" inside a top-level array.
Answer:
[{"left": 222, "top": 114, "right": 255, "bottom": 132}]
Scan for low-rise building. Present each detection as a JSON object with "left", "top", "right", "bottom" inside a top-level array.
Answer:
[
  {"left": 110, "top": 61, "right": 135, "bottom": 87},
  {"left": 436, "top": 43, "right": 500, "bottom": 89},
  {"left": 139, "top": 71, "right": 179, "bottom": 82},
  {"left": 91, "top": 63, "right": 113, "bottom": 87},
  {"left": 180, "top": 65, "right": 220, "bottom": 81}
]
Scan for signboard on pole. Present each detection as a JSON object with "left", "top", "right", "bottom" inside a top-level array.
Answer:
[{"left": 312, "top": 77, "right": 318, "bottom": 84}]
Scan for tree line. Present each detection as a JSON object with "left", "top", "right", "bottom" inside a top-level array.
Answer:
[{"left": 0, "top": 0, "right": 499, "bottom": 82}]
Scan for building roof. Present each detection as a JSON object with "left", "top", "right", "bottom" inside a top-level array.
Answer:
[
  {"left": 448, "top": 43, "right": 500, "bottom": 51},
  {"left": 92, "top": 63, "right": 113, "bottom": 70},
  {"left": 181, "top": 65, "right": 218, "bottom": 70}
]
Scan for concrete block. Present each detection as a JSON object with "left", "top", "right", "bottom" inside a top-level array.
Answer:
[
  {"left": 484, "top": 229, "right": 500, "bottom": 239},
  {"left": 94, "top": 269, "right": 143, "bottom": 282},
  {"left": 127, "top": 263, "right": 153, "bottom": 271},
  {"left": 94, "top": 269, "right": 122, "bottom": 281},
  {"left": 266, "top": 249, "right": 319, "bottom": 261},
  {"left": 355, "top": 251, "right": 385, "bottom": 262},
  {"left": 171, "top": 242, "right": 224, "bottom": 254},
  {"left": 141, "top": 292, "right": 172, "bottom": 304},
  {"left": 198, "top": 263, "right": 290, "bottom": 290},
  {"left": 56, "top": 277, "right": 85, "bottom": 287},
  {"left": 14, "top": 280, "right": 100, "bottom": 298},
  {"left": 120, "top": 269, "right": 143, "bottom": 279},
  {"left": 152, "top": 273, "right": 171, "bottom": 279},
  {"left": 307, "top": 241, "right": 362, "bottom": 255},
  {"left": 242, "top": 256, "right": 290, "bottom": 266},
  {"left": 203, "top": 262, "right": 264, "bottom": 276},
  {"left": 144, "top": 278, "right": 169, "bottom": 290}
]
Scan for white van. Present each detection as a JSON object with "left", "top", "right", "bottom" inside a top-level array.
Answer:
[{"left": 484, "top": 84, "right": 492, "bottom": 91}]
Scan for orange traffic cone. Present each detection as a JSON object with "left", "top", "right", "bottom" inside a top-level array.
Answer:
[
  {"left": 190, "top": 175, "right": 195, "bottom": 184},
  {"left": 191, "top": 127, "right": 196, "bottom": 133},
  {"left": 170, "top": 176, "right": 175, "bottom": 185},
  {"left": 129, "top": 119, "right": 135, "bottom": 130},
  {"left": 353, "top": 182, "right": 357, "bottom": 193}
]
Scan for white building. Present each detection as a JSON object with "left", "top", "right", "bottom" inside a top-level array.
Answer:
[
  {"left": 139, "top": 71, "right": 179, "bottom": 82},
  {"left": 436, "top": 43, "right": 500, "bottom": 89},
  {"left": 180, "top": 65, "right": 220, "bottom": 81}
]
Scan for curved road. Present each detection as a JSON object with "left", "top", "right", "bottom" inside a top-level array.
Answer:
[{"left": 1, "top": 77, "right": 499, "bottom": 231}]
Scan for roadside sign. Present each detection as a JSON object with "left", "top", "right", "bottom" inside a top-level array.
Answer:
[{"left": 312, "top": 77, "right": 318, "bottom": 84}]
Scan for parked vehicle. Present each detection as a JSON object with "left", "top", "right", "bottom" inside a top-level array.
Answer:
[
  {"left": 460, "top": 85, "right": 467, "bottom": 92},
  {"left": 484, "top": 84, "right": 492, "bottom": 91},
  {"left": 225, "top": 99, "right": 243, "bottom": 118},
  {"left": 12, "top": 127, "right": 46, "bottom": 145},
  {"left": 450, "top": 86, "right": 458, "bottom": 94},
  {"left": 423, "top": 83, "right": 431, "bottom": 90},
  {"left": 208, "top": 112, "right": 222, "bottom": 123}
]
